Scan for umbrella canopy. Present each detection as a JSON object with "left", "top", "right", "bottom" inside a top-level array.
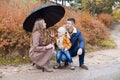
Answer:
[{"left": 23, "top": 4, "right": 65, "bottom": 32}]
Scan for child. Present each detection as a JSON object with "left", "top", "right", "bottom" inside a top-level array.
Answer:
[{"left": 53, "top": 27, "right": 75, "bottom": 70}]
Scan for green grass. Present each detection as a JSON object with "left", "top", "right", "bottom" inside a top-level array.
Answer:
[
  {"left": 86, "top": 44, "right": 100, "bottom": 52},
  {"left": 0, "top": 38, "right": 116, "bottom": 65},
  {"left": 86, "top": 38, "right": 116, "bottom": 53},
  {"left": 0, "top": 55, "right": 31, "bottom": 66},
  {"left": 99, "top": 38, "right": 116, "bottom": 49},
  {"left": 0, "top": 54, "right": 56, "bottom": 66}
]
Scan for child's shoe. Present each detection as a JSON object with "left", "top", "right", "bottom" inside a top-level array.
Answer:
[
  {"left": 69, "top": 63, "right": 75, "bottom": 70},
  {"left": 53, "top": 63, "right": 61, "bottom": 69}
]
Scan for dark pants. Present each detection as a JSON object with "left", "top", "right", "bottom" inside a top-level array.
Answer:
[
  {"left": 56, "top": 50, "right": 73, "bottom": 63},
  {"left": 61, "top": 46, "right": 85, "bottom": 66}
]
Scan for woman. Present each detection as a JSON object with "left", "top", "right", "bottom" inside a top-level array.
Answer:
[{"left": 29, "top": 18, "right": 54, "bottom": 72}]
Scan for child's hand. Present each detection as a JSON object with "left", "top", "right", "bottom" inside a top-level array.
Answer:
[
  {"left": 64, "top": 48, "right": 68, "bottom": 51},
  {"left": 50, "top": 31, "right": 55, "bottom": 38}
]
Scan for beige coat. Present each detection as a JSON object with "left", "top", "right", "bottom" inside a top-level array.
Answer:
[{"left": 29, "top": 31, "right": 53, "bottom": 67}]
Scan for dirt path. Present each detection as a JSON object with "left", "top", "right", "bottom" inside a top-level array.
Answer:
[{"left": 0, "top": 22, "right": 120, "bottom": 80}]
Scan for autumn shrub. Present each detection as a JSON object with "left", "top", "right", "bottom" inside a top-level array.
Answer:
[
  {"left": 0, "top": 0, "right": 43, "bottom": 57},
  {"left": 97, "top": 13, "right": 113, "bottom": 28},
  {"left": 78, "top": 12, "right": 110, "bottom": 45},
  {"left": 0, "top": 0, "right": 115, "bottom": 63}
]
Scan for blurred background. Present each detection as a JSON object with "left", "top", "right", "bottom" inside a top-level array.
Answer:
[{"left": 0, "top": 0, "right": 120, "bottom": 65}]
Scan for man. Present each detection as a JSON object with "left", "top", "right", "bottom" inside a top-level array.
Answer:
[{"left": 62, "top": 18, "right": 88, "bottom": 70}]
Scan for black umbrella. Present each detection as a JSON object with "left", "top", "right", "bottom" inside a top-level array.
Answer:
[{"left": 23, "top": 4, "right": 65, "bottom": 32}]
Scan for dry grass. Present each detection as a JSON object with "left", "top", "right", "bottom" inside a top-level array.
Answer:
[
  {"left": 97, "top": 13, "right": 113, "bottom": 28},
  {"left": 0, "top": 0, "right": 115, "bottom": 61}
]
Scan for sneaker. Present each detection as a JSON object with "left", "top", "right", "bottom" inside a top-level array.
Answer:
[
  {"left": 80, "top": 64, "right": 88, "bottom": 70},
  {"left": 69, "top": 63, "right": 75, "bottom": 70},
  {"left": 53, "top": 63, "right": 61, "bottom": 69}
]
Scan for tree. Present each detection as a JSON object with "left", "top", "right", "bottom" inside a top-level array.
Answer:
[
  {"left": 41, "top": 0, "right": 48, "bottom": 3},
  {"left": 81, "top": 0, "right": 120, "bottom": 15},
  {"left": 112, "top": 2, "right": 120, "bottom": 21}
]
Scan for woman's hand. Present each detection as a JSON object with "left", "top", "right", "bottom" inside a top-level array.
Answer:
[{"left": 45, "top": 44, "right": 54, "bottom": 49}]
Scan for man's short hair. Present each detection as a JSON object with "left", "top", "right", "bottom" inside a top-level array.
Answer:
[{"left": 67, "top": 18, "right": 75, "bottom": 24}]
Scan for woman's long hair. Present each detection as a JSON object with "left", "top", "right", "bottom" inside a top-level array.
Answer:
[
  {"left": 32, "top": 18, "right": 44, "bottom": 33},
  {"left": 31, "top": 18, "right": 50, "bottom": 45}
]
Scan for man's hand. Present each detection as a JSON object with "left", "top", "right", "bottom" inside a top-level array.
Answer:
[{"left": 77, "top": 48, "right": 82, "bottom": 55}]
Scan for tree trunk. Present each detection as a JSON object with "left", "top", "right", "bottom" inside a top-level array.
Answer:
[
  {"left": 62, "top": 0, "right": 63, "bottom": 5},
  {"left": 92, "top": 0, "right": 96, "bottom": 15},
  {"left": 55, "top": 0, "right": 57, "bottom": 4},
  {"left": 62, "top": 0, "right": 66, "bottom": 6},
  {"left": 41, "top": 0, "right": 48, "bottom": 4}
]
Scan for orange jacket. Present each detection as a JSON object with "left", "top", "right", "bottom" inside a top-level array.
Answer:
[{"left": 53, "top": 35, "right": 71, "bottom": 50}]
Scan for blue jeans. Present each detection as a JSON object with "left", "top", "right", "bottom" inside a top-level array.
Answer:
[
  {"left": 61, "top": 46, "right": 85, "bottom": 66},
  {"left": 56, "top": 50, "right": 73, "bottom": 63}
]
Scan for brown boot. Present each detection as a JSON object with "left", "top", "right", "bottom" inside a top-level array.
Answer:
[
  {"left": 42, "top": 66, "right": 53, "bottom": 72},
  {"left": 36, "top": 65, "right": 43, "bottom": 69},
  {"left": 0, "top": 75, "right": 2, "bottom": 78},
  {"left": 0, "top": 72, "right": 2, "bottom": 78},
  {"left": 42, "top": 60, "right": 53, "bottom": 72},
  {"left": 80, "top": 64, "right": 88, "bottom": 70}
]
